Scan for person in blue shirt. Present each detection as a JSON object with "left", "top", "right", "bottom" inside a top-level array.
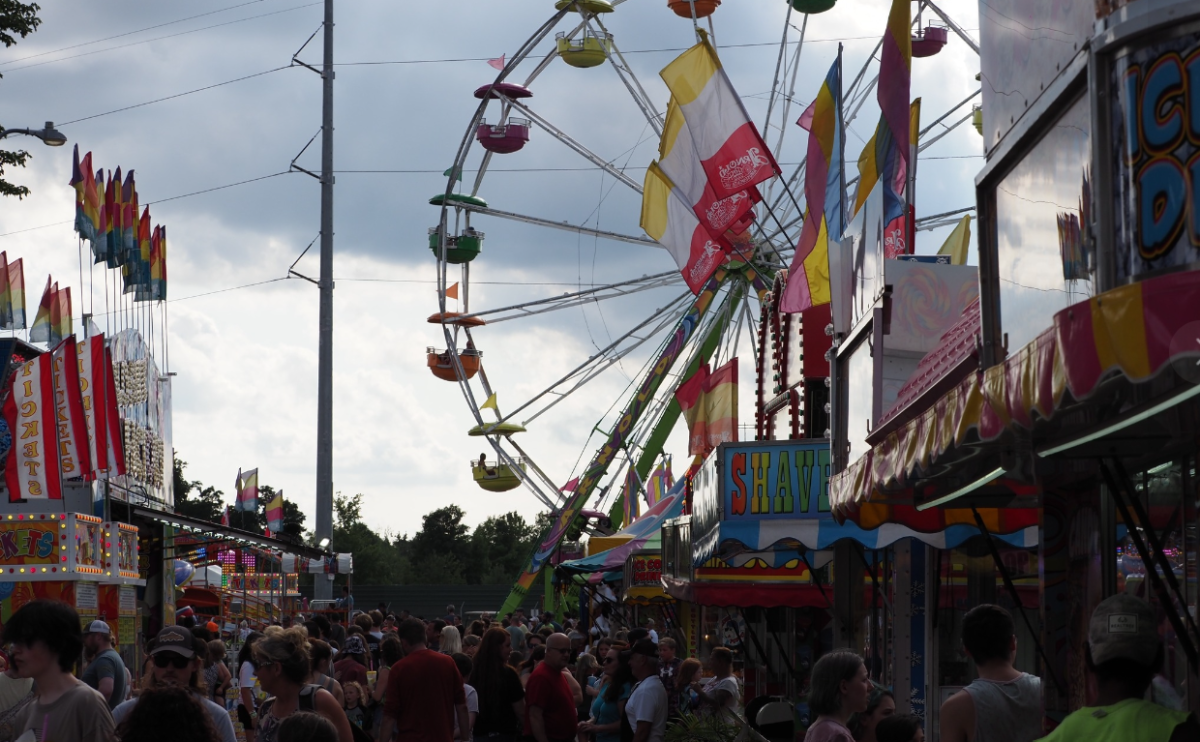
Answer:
[{"left": 578, "top": 647, "right": 633, "bottom": 742}]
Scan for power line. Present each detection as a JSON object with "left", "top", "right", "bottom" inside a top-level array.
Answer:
[
  {"left": 2, "top": 2, "right": 321, "bottom": 73},
  {"left": 0, "top": 0, "right": 273, "bottom": 67},
  {"left": 58, "top": 66, "right": 292, "bottom": 126}
]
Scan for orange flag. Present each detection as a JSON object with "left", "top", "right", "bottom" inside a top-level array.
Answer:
[{"left": 445, "top": 282, "right": 459, "bottom": 300}]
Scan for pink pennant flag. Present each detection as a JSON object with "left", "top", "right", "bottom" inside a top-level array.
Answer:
[
  {"left": 560, "top": 477, "right": 579, "bottom": 493},
  {"left": 487, "top": 54, "right": 505, "bottom": 71}
]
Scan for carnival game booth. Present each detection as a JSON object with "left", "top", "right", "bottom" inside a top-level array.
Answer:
[
  {"left": 661, "top": 437, "right": 1039, "bottom": 733},
  {"left": 557, "top": 488, "right": 685, "bottom": 640}
]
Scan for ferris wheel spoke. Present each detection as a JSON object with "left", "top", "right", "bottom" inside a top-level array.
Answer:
[
  {"left": 504, "top": 437, "right": 571, "bottom": 506},
  {"left": 587, "top": 15, "right": 664, "bottom": 138},
  {"left": 447, "top": 270, "right": 682, "bottom": 325},
  {"left": 502, "top": 98, "right": 643, "bottom": 193},
  {"left": 496, "top": 290, "right": 694, "bottom": 426},
  {"left": 458, "top": 202, "right": 656, "bottom": 247}
]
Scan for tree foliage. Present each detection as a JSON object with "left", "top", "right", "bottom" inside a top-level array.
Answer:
[{"left": 0, "top": 2, "right": 40, "bottom": 199}]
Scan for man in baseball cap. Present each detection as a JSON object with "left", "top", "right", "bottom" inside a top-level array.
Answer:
[
  {"left": 81, "top": 619, "right": 126, "bottom": 709},
  {"left": 1038, "top": 594, "right": 1200, "bottom": 741}
]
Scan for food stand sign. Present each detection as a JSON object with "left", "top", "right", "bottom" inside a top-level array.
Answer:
[
  {"left": 630, "top": 555, "right": 662, "bottom": 587},
  {"left": 1111, "top": 30, "right": 1200, "bottom": 283},
  {"left": 721, "top": 440, "right": 831, "bottom": 521}
]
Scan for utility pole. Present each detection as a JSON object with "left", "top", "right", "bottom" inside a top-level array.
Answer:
[{"left": 314, "top": 0, "right": 335, "bottom": 601}]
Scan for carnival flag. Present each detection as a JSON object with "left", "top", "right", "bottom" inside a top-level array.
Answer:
[
  {"left": 660, "top": 36, "right": 780, "bottom": 200},
  {"left": 122, "top": 170, "right": 137, "bottom": 262},
  {"left": 110, "top": 167, "right": 125, "bottom": 268},
  {"left": 76, "top": 334, "right": 108, "bottom": 478},
  {"left": 560, "top": 478, "right": 579, "bottom": 493},
  {"left": 852, "top": 128, "right": 879, "bottom": 218},
  {"left": 480, "top": 392, "right": 499, "bottom": 412},
  {"left": 51, "top": 286, "right": 72, "bottom": 343},
  {"left": 221, "top": 506, "right": 230, "bottom": 527},
  {"left": 646, "top": 457, "right": 674, "bottom": 508},
  {"left": 5, "top": 258, "right": 24, "bottom": 330},
  {"left": 151, "top": 225, "right": 168, "bottom": 300},
  {"left": 487, "top": 54, "right": 505, "bottom": 70},
  {"left": 103, "top": 347, "right": 127, "bottom": 477},
  {"left": 238, "top": 468, "right": 259, "bottom": 512},
  {"left": 266, "top": 490, "right": 284, "bottom": 533},
  {"left": 51, "top": 338, "right": 92, "bottom": 480},
  {"left": 658, "top": 97, "right": 760, "bottom": 239},
  {"left": 938, "top": 214, "right": 972, "bottom": 265},
  {"left": 70, "top": 145, "right": 96, "bottom": 242},
  {"left": 879, "top": 0, "right": 912, "bottom": 176},
  {"left": 676, "top": 363, "right": 711, "bottom": 456},
  {"left": 3, "top": 354, "right": 63, "bottom": 501},
  {"left": 780, "top": 50, "right": 845, "bottom": 314},
  {"left": 641, "top": 162, "right": 727, "bottom": 294},
  {"left": 93, "top": 170, "right": 109, "bottom": 264},
  {"left": 702, "top": 359, "right": 738, "bottom": 450},
  {"left": 675, "top": 358, "right": 739, "bottom": 457},
  {"left": 445, "top": 282, "right": 459, "bottom": 300},
  {"left": 29, "top": 278, "right": 55, "bottom": 344},
  {"left": 621, "top": 465, "right": 641, "bottom": 526}
]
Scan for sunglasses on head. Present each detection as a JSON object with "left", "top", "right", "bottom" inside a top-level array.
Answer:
[{"left": 153, "top": 653, "right": 191, "bottom": 669}]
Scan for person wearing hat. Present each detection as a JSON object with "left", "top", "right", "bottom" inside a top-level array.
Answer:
[
  {"left": 625, "top": 638, "right": 668, "bottom": 742},
  {"left": 333, "top": 634, "right": 370, "bottom": 687},
  {"left": 82, "top": 619, "right": 127, "bottom": 709},
  {"left": 111, "top": 627, "right": 237, "bottom": 742},
  {"left": 1036, "top": 594, "right": 1200, "bottom": 742}
]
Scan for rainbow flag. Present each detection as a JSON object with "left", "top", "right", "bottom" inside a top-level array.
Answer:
[
  {"left": 0, "top": 253, "right": 9, "bottom": 329},
  {"left": 122, "top": 170, "right": 137, "bottom": 263},
  {"left": 7, "top": 258, "right": 25, "bottom": 330},
  {"left": 853, "top": 98, "right": 921, "bottom": 221},
  {"left": 94, "top": 170, "right": 111, "bottom": 265},
  {"left": 109, "top": 167, "right": 125, "bottom": 268},
  {"left": 621, "top": 465, "right": 641, "bottom": 526},
  {"left": 266, "top": 490, "right": 284, "bottom": 533},
  {"left": 70, "top": 145, "right": 96, "bottom": 242},
  {"left": 641, "top": 163, "right": 727, "bottom": 294},
  {"left": 659, "top": 35, "right": 779, "bottom": 200},
  {"left": 780, "top": 50, "right": 844, "bottom": 314},
  {"left": 237, "top": 468, "right": 258, "bottom": 512},
  {"left": 151, "top": 225, "right": 167, "bottom": 300},
  {"left": 879, "top": 0, "right": 912, "bottom": 176},
  {"left": 646, "top": 458, "right": 674, "bottom": 508},
  {"left": 29, "top": 278, "right": 55, "bottom": 344},
  {"left": 52, "top": 286, "right": 71, "bottom": 343}
]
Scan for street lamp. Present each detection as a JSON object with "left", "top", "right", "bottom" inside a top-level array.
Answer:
[
  {"left": 317, "top": 537, "right": 330, "bottom": 549},
  {"left": 0, "top": 121, "right": 67, "bottom": 147}
]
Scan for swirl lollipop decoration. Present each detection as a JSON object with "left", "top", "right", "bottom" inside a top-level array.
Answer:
[{"left": 893, "top": 265, "right": 955, "bottom": 341}]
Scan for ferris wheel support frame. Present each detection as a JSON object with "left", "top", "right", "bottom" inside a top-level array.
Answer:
[{"left": 496, "top": 267, "right": 734, "bottom": 617}]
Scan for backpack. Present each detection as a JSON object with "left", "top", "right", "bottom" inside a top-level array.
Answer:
[{"left": 261, "top": 684, "right": 374, "bottom": 742}]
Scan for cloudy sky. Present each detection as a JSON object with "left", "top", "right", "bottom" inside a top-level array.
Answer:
[{"left": 1, "top": 0, "right": 982, "bottom": 540}]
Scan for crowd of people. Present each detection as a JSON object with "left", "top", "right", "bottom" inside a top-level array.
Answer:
[{"left": 0, "top": 595, "right": 1193, "bottom": 742}]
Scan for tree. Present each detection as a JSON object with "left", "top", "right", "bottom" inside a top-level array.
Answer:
[
  {"left": 0, "top": 2, "right": 41, "bottom": 199},
  {"left": 468, "top": 512, "right": 539, "bottom": 584},
  {"left": 173, "top": 457, "right": 224, "bottom": 522},
  {"left": 332, "top": 493, "right": 409, "bottom": 586}
]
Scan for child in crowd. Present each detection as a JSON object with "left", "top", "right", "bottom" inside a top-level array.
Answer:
[{"left": 342, "top": 681, "right": 366, "bottom": 729}]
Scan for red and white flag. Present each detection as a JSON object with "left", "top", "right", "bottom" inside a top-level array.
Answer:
[
  {"left": 103, "top": 346, "right": 126, "bottom": 476},
  {"left": 660, "top": 38, "right": 779, "bottom": 200},
  {"left": 76, "top": 334, "right": 108, "bottom": 478},
  {"left": 658, "top": 97, "right": 760, "bottom": 240},
  {"left": 4, "top": 354, "right": 62, "bottom": 501},
  {"left": 221, "top": 506, "right": 230, "bottom": 527},
  {"left": 487, "top": 54, "right": 505, "bottom": 71},
  {"left": 51, "top": 338, "right": 92, "bottom": 480},
  {"left": 641, "top": 162, "right": 727, "bottom": 294}
]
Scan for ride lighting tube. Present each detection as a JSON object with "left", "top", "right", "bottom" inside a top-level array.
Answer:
[
  {"left": 1038, "top": 383, "right": 1200, "bottom": 457},
  {"left": 916, "top": 467, "right": 1006, "bottom": 511}
]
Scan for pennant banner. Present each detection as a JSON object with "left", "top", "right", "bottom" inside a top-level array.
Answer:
[
  {"left": 621, "top": 465, "right": 641, "bottom": 526},
  {"left": 646, "top": 458, "right": 674, "bottom": 508},
  {"left": 5, "top": 257, "right": 25, "bottom": 330},
  {"left": 51, "top": 338, "right": 92, "bottom": 480},
  {"left": 675, "top": 358, "right": 739, "bottom": 457},
  {"left": 76, "top": 334, "right": 108, "bottom": 478},
  {"left": 4, "top": 354, "right": 62, "bottom": 501}
]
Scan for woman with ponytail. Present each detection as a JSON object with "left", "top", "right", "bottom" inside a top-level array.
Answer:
[{"left": 252, "top": 627, "right": 355, "bottom": 742}]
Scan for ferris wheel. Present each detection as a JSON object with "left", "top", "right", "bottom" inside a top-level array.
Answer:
[{"left": 427, "top": 0, "right": 978, "bottom": 533}]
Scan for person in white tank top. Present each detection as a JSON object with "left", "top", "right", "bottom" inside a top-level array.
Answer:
[{"left": 940, "top": 604, "right": 1042, "bottom": 742}]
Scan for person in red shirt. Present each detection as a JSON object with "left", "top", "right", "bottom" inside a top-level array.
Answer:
[
  {"left": 378, "top": 617, "right": 469, "bottom": 742},
  {"left": 524, "top": 633, "right": 577, "bottom": 742},
  {"left": 333, "top": 635, "right": 370, "bottom": 688}
]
